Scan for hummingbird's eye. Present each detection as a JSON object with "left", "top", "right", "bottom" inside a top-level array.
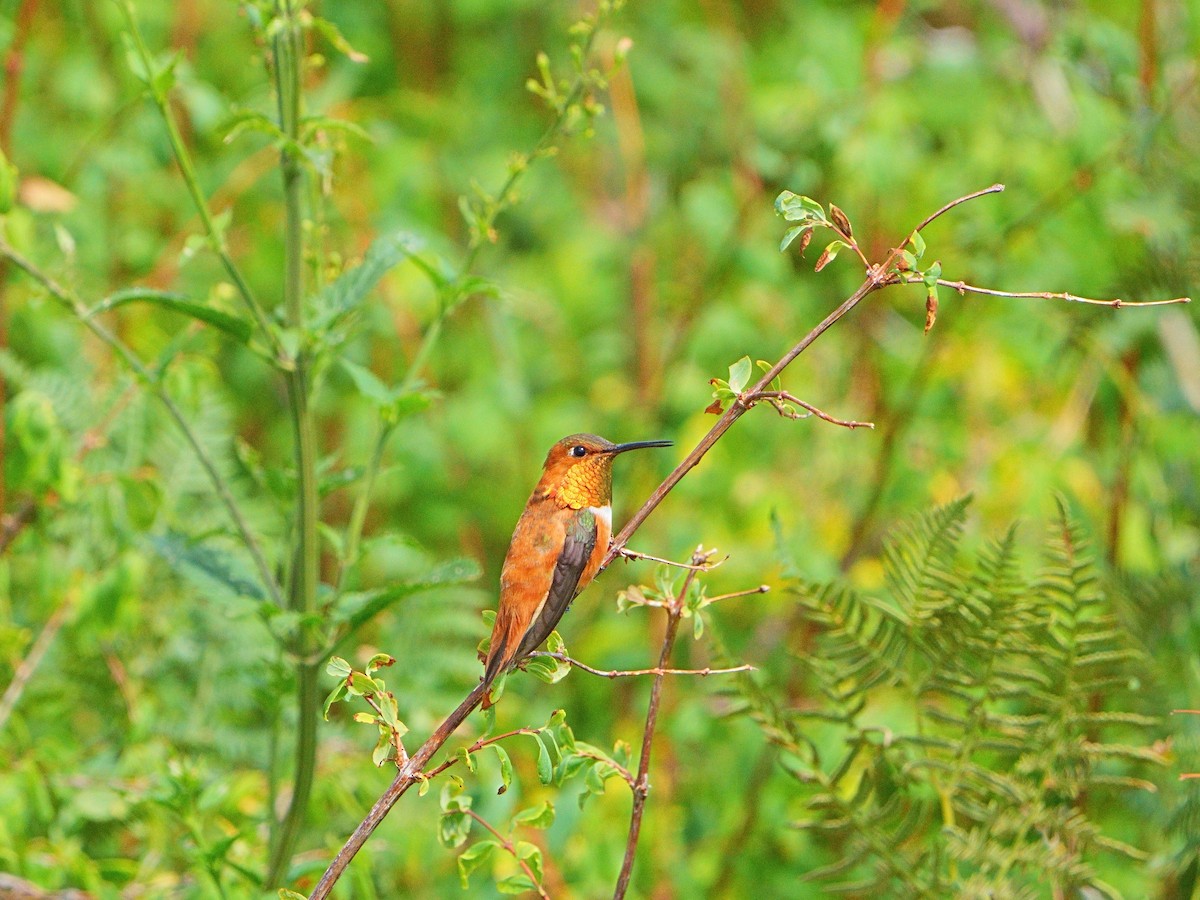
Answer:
[{"left": 569, "top": 445, "right": 588, "bottom": 458}]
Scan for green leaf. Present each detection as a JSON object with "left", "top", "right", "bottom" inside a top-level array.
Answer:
[
  {"left": 456, "top": 746, "right": 477, "bottom": 774},
  {"left": 515, "top": 841, "right": 544, "bottom": 881},
  {"left": 308, "top": 16, "right": 369, "bottom": 63},
  {"left": 377, "top": 693, "right": 406, "bottom": 735},
  {"left": 755, "top": 359, "right": 782, "bottom": 393},
  {"left": 279, "top": 891, "right": 307, "bottom": 900},
  {"left": 311, "top": 231, "right": 435, "bottom": 332},
  {"left": 326, "top": 657, "right": 353, "bottom": 678},
  {"left": 539, "top": 729, "right": 562, "bottom": 767},
  {"left": 693, "top": 610, "right": 705, "bottom": 640},
  {"left": 149, "top": 532, "right": 267, "bottom": 603},
  {"left": 90, "top": 290, "right": 253, "bottom": 344},
  {"left": 512, "top": 800, "right": 555, "bottom": 829},
  {"left": 340, "top": 359, "right": 394, "bottom": 407},
  {"left": 331, "top": 557, "right": 482, "bottom": 636},
  {"left": 532, "top": 733, "right": 553, "bottom": 784},
  {"left": 353, "top": 711, "right": 377, "bottom": 724},
  {"left": 779, "top": 224, "right": 809, "bottom": 252},
  {"left": 457, "top": 840, "right": 499, "bottom": 888},
  {"left": 496, "top": 874, "right": 538, "bottom": 895},
  {"left": 220, "top": 108, "right": 286, "bottom": 146},
  {"left": 492, "top": 744, "right": 513, "bottom": 794},
  {"left": 908, "top": 230, "right": 926, "bottom": 259},
  {"left": 774, "top": 191, "right": 825, "bottom": 222},
  {"left": 727, "top": 356, "right": 752, "bottom": 394},
  {"left": 322, "top": 682, "right": 348, "bottom": 720},
  {"left": 300, "top": 115, "right": 372, "bottom": 145},
  {"left": 347, "top": 672, "right": 382, "bottom": 696},
  {"left": 524, "top": 655, "right": 570, "bottom": 684},
  {"left": 438, "top": 810, "right": 472, "bottom": 849},
  {"left": 584, "top": 761, "right": 609, "bottom": 795},
  {"left": 365, "top": 653, "right": 395, "bottom": 675},
  {"left": 371, "top": 728, "right": 394, "bottom": 767}
]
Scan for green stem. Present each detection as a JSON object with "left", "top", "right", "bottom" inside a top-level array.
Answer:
[
  {"left": 397, "top": 21, "right": 600, "bottom": 393},
  {"left": 339, "top": 420, "right": 394, "bottom": 587},
  {"left": 265, "top": 0, "right": 322, "bottom": 887},
  {"left": 0, "top": 239, "right": 284, "bottom": 608},
  {"left": 119, "top": 1, "right": 284, "bottom": 362}
]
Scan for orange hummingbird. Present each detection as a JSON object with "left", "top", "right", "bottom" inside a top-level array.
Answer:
[{"left": 481, "top": 433, "right": 672, "bottom": 705}]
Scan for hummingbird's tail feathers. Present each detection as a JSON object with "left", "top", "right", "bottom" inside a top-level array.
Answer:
[{"left": 482, "top": 604, "right": 522, "bottom": 690}]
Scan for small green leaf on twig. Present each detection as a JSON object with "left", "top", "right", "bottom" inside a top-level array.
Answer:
[
  {"left": 755, "top": 359, "right": 782, "bottom": 393},
  {"left": 532, "top": 732, "right": 553, "bottom": 784},
  {"left": 458, "top": 840, "right": 499, "bottom": 888},
  {"left": 727, "top": 356, "right": 752, "bottom": 393},
  {"left": 908, "top": 230, "right": 926, "bottom": 259},
  {"left": 780, "top": 225, "right": 810, "bottom": 253},
  {"left": 922, "top": 260, "right": 942, "bottom": 288},
  {"left": 493, "top": 745, "right": 513, "bottom": 795},
  {"left": 512, "top": 800, "right": 555, "bottom": 829},
  {"left": 322, "top": 682, "right": 347, "bottom": 720},
  {"left": 774, "top": 190, "right": 826, "bottom": 223}
]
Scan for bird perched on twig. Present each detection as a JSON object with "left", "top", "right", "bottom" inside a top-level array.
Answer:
[{"left": 481, "top": 433, "right": 672, "bottom": 706}]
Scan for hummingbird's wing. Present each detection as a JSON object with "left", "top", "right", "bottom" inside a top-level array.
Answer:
[{"left": 513, "top": 509, "right": 599, "bottom": 662}]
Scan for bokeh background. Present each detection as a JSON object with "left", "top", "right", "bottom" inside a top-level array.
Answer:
[{"left": 2, "top": 0, "right": 1199, "bottom": 896}]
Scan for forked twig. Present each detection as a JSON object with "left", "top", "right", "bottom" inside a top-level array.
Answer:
[{"left": 742, "top": 390, "right": 875, "bottom": 429}]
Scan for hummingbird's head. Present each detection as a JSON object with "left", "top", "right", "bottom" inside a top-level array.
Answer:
[{"left": 538, "top": 433, "right": 672, "bottom": 509}]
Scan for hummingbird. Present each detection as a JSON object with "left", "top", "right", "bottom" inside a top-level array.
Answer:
[{"left": 481, "top": 433, "right": 672, "bottom": 705}]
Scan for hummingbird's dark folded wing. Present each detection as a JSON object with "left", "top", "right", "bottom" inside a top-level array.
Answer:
[{"left": 514, "top": 509, "right": 598, "bottom": 662}]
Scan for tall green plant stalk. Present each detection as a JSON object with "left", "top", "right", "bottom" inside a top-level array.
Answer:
[
  {"left": 265, "top": 0, "right": 323, "bottom": 887},
  {"left": 119, "top": 0, "right": 282, "bottom": 361}
]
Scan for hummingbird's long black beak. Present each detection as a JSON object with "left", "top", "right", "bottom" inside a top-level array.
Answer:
[{"left": 609, "top": 439, "right": 673, "bottom": 455}]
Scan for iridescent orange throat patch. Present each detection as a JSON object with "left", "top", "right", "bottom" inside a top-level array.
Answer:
[{"left": 551, "top": 458, "right": 611, "bottom": 510}]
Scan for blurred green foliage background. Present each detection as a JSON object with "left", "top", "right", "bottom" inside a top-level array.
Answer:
[{"left": 1, "top": 0, "right": 1199, "bottom": 896}]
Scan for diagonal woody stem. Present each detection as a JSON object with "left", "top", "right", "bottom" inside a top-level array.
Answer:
[{"left": 309, "top": 181, "right": 1182, "bottom": 897}]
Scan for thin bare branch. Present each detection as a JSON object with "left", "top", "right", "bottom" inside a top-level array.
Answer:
[
  {"left": 531, "top": 651, "right": 754, "bottom": 680},
  {"left": 744, "top": 390, "right": 875, "bottom": 429},
  {"left": 924, "top": 276, "right": 1190, "bottom": 308},
  {"left": 613, "top": 547, "right": 710, "bottom": 899},
  {"left": 705, "top": 585, "right": 771, "bottom": 604},
  {"left": 617, "top": 547, "right": 726, "bottom": 570},
  {"left": 912, "top": 183, "right": 1005, "bottom": 233}
]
